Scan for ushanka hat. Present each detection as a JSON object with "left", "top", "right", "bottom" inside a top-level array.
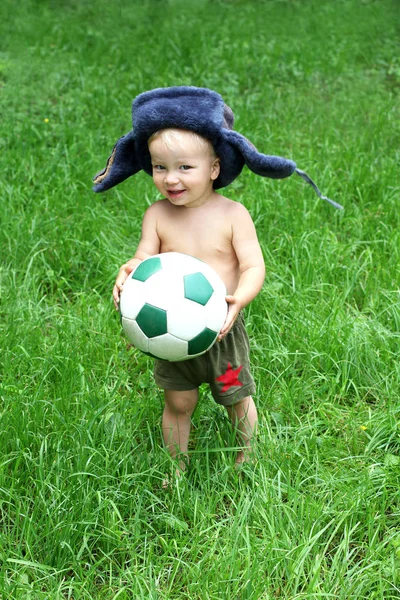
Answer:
[{"left": 93, "top": 86, "right": 342, "bottom": 209}]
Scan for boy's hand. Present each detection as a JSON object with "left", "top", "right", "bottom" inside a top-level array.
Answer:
[
  {"left": 113, "top": 262, "right": 137, "bottom": 310},
  {"left": 218, "top": 295, "right": 242, "bottom": 341}
]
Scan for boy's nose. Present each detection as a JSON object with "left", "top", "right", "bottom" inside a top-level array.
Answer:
[{"left": 164, "top": 171, "right": 179, "bottom": 185}]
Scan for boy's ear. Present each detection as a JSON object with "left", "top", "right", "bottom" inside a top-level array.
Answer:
[{"left": 211, "top": 157, "right": 221, "bottom": 181}]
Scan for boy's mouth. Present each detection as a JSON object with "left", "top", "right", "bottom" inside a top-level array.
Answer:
[{"left": 167, "top": 189, "right": 186, "bottom": 199}]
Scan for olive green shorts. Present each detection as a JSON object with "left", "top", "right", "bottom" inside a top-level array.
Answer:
[{"left": 154, "top": 314, "right": 256, "bottom": 406}]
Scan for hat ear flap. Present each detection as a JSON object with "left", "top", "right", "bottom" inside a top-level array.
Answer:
[
  {"left": 223, "top": 129, "right": 297, "bottom": 179},
  {"left": 222, "top": 130, "right": 343, "bottom": 209},
  {"left": 213, "top": 138, "right": 245, "bottom": 189},
  {"left": 92, "top": 131, "right": 141, "bottom": 192}
]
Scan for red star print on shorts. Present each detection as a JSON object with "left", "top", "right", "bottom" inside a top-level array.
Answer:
[{"left": 216, "top": 362, "right": 243, "bottom": 393}]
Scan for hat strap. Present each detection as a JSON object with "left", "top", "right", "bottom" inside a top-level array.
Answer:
[{"left": 295, "top": 169, "right": 343, "bottom": 210}]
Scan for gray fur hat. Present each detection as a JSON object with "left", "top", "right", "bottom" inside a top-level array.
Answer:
[{"left": 93, "top": 86, "right": 342, "bottom": 209}]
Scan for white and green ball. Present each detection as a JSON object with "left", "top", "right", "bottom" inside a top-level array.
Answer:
[{"left": 119, "top": 252, "right": 228, "bottom": 361}]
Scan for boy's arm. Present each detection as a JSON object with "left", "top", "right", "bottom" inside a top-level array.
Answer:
[
  {"left": 219, "top": 204, "right": 265, "bottom": 340},
  {"left": 113, "top": 204, "right": 161, "bottom": 309}
]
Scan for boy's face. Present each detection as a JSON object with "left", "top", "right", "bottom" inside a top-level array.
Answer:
[{"left": 148, "top": 130, "right": 220, "bottom": 208}]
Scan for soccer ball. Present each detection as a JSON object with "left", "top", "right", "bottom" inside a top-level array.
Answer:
[{"left": 119, "top": 252, "right": 227, "bottom": 361}]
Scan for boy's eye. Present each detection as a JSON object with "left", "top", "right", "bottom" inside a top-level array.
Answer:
[
  {"left": 180, "top": 165, "right": 192, "bottom": 171},
  {"left": 153, "top": 165, "right": 165, "bottom": 171}
]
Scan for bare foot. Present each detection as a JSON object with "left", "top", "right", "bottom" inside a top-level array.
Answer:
[
  {"left": 162, "top": 467, "right": 185, "bottom": 489},
  {"left": 235, "top": 450, "right": 246, "bottom": 466},
  {"left": 234, "top": 449, "right": 256, "bottom": 470}
]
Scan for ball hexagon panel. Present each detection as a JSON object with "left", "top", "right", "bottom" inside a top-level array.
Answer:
[
  {"left": 132, "top": 256, "right": 162, "bottom": 282},
  {"left": 148, "top": 334, "right": 188, "bottom": 362},
  {"left": 188, "top": 328, "right": 218, "bottom": 356},
  {"left": 207, "top": 272, "right": 227, "bottom": 299},
  {"left": 184, "top": 272, "right": 214, "bottom": 305},
  {"left": 160, "top": 252, "right": 201, "bottom": 275},
  {"left": 143, "top": 270, "right": 185, "bottom": 311},
  {"left": 121, "top": 317, "right": 149, "bottom": 353},
  {"left": 136, "top": 304, "right": 168, "bottom": 338},
  {"left": 119, "top": 278, "right": 146, "bottom": 320},
  {"left": 167, "top": 300, "right": 206, "bottom": 341},
  {"left": 204, "top": 293, "right": 228, "bottom": 332}
]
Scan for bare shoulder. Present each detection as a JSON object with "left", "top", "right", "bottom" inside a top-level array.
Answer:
[
  {"left": 217, "top": 195, "right": 254, "bottom": 223},
  {"left": 144, "top": 199, "right": 170, "bottom": 216},
  {"left": 217, "top": 194, "right": 250, "bottom": 212},
  {"left": 141, "top": 199, "right": 171, "bottom": 226}
]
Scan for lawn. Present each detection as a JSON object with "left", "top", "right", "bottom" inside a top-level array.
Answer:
[{"left": 0, "top": 0, "right": 399, "bottom": 598}]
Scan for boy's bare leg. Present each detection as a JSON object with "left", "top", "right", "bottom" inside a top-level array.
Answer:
[
  {"left": 225, "top": 395, "right": 258, "bottom": 465},
  {"left": 162, "top": 388, "right": 199, "bottom": 482}
]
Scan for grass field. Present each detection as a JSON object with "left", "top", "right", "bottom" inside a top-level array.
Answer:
[{"left": 1, "top": 0, "right": 399, "bottom": 598}]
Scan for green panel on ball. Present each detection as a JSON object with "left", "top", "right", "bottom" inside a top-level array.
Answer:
[
  {"left": 188, "top": 328, "right": 217, "bottom": 355},
  {"left": 132, "top": 257, "right": 162, "bottom": 282},
  {"left": 136, "top": 304, "right": 167, "bottom": 338},
  {"left": 184, "top": 272, "right": 213, "bottom": 305}
]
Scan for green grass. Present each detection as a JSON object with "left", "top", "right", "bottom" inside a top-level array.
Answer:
[{"left": 1, "top": 0, "right": 399, "bottom": 597}]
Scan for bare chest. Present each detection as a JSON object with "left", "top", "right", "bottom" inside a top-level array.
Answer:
[{"left": 158, "top": 209, "right": 232, "bottom": 259}]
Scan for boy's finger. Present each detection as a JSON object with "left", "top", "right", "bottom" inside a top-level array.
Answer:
[
  {"left": 218, "top": 318, "right": 235, "bottom": 341},
  {"left": 113, "top": 286, "right": 121, "bottom": 310}
]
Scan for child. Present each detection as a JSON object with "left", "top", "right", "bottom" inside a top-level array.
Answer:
[{"left": 93, "top": 86, "right": 340, "bottom": 479}]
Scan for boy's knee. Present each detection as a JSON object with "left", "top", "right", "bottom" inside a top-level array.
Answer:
[
  {"left": 226, "top": 395, "right": 256, "bottom": 421},
  {"left": 164, "top": 389, "right": 198, "bottom": 415},
  {"left": 228, "top": 394, "right": 252, "bottom": 411}
]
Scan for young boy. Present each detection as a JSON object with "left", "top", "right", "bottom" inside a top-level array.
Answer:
[
  {"left": 93, "top": 86, "right": 339, "bottom": 479},
  {"left": 113, "top": 127, "right": 265, "bottom": 473}
]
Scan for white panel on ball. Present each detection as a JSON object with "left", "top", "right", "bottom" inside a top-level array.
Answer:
[
  {"left": 204, "top": 293, "right": 228, "bottom": 332},
  {"left": 148, "top": 334, "right": 188, "bottom": 361},
  {"left": 160, "top": 252, "right": 201, "bottom": 276},
  {"left": 143, "top": 270, "right": 184, "bottom": 310},
  {"left": 120, "top": 278, "right": 146, "bottom": 320},
  {"left": 121, "top": 317, "right": 149, "bottom": 353},
  {"left": 202, "top": 265, "right": 227, "bottom": 298},
  {"left": 167, "top": 300, "right": 206, "bottom": 341}
]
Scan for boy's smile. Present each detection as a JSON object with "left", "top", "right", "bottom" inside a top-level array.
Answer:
[
  {"left": 167, "top": 189, "right": 186, "bottom": 200},
  {"left": 148, "top": 129, "right": 220, "bottom": 208}
]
